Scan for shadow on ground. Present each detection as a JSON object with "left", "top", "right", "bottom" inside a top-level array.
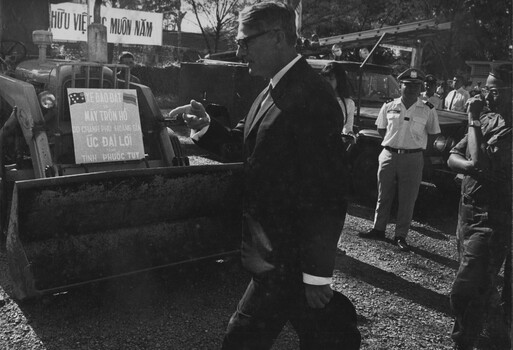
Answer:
[{"left": 335, "top": 254, "right": 451, "bottom": 315}]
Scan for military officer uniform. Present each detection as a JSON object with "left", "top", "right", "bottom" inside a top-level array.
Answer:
[{"left": 360, "top": 68, "right": 441, "bottom": 251}]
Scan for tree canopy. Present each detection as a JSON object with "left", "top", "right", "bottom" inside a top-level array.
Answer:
[
  {"left": 110, "top": 0, "right": 511, "bottom": 77},
  {"left": 300, "top": 0, "right": 511, "bottom": 78}
]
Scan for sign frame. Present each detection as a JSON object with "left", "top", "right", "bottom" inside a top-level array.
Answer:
[{"left": 67, "top": 88, "right": 146, "bottom": 165}]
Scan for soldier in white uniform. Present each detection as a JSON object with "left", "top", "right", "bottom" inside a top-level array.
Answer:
[{"left": 359, "top": 68, "right": 441, "bottom": 251}]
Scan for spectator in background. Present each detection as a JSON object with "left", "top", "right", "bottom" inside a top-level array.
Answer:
[
  {"left": 359, "top": 68, "right": 440, "bottom": 252},
  {"left": 50, "top": 44, "right": 66, "bottom": 59},
  {"left": 436, "top": 80, "right": 447, "bottom": 100},
  {"left": 331, "top": 43, "right": 343, "bottom": 61},
  {"left": 447, "top": 65, "right": 511, "bottom": 350},
  {"left": 117, "top": 51, "right": 141, "bottom": 84},
  {"left": 359, "top": 47, "right": 371, "bottom": 62},
  {"left": 421, "top": 74, "right": 443, "bottom": 109},
  {"left": 445, "top": 75, "right": 470, "bottom": 112},
  {"left": 464, "top": 80, "right": 474, "bottom": 97},
  {"left": 320, "top": 62, "right": 355, "bottom": 134},
  {"left": 470, "top": 81, "right": 482, "bottom": 97}
]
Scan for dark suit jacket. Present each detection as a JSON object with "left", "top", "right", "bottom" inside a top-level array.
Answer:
[{"left": 196, "top": 57, "right": 349, "bottom": 280}]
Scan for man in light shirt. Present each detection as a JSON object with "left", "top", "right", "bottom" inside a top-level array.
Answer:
[
  {"left": 445, "top": 75, "right": 470, "bottom": 112},
  {"left": 168, "top": 2, "right": 360, "bottom": 349}
]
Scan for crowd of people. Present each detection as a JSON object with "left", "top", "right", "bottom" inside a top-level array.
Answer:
[{"left": 169, "top": 1, "right": 511, "bottom": 349}]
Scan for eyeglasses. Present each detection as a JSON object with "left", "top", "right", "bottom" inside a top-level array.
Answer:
[
  {"left": 482, "top": 86, "right": 509, "bottom": 96},
  {"left": 235, "top": 29, "right": 280, "bottom": 51}
]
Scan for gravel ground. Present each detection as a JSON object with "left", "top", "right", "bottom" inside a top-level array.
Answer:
[{"left": 0, "top": 123, "right": 507, "bottom": 350}]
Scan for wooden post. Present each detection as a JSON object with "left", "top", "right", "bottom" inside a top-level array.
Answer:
[
  {"left": 410, "top": 40, "right": 423, "bottom": 69},
  {"left": 0, "top": 0, "right": 4, "bottom": 42}
]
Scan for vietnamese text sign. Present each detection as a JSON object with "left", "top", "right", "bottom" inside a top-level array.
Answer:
[
  {"left": 68, "top": 88, "right": 145, "bottom": 164},
  {"left": 51, "top": 3, "right": 163, "bottom": 46}
]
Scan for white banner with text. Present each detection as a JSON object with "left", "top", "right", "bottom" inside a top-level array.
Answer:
[{"left": 51, "top": 3, "right": 162, "bottom": 46}]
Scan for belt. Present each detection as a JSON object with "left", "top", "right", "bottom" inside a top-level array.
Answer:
[{"left": 384, "top": 146, "right": 423, "bottom": 154}]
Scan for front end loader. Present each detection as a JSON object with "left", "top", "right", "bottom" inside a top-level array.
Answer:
[{"left": 0, "top": 7, "right": 242, "bottom": 300}]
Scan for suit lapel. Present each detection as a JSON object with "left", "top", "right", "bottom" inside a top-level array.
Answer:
[
  {"left": 244, "top": 85, "right": 273, "bottom": 140},
  {"left": 243, "top": 58, "right": 310, "bottom": 140}
]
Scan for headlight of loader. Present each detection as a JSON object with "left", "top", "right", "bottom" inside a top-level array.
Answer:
[{"left": 38, "top": 91, "right": 56, "bottom": 110}]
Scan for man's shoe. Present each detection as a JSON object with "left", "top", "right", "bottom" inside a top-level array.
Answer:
[
  {"left": 394, "top": 237, "right": 410, "bottom": 252},
  {"left": 358, "top": 229, "right": 385, "bottom": 239}
]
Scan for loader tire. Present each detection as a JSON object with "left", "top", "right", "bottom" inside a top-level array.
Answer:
[{"left": 168, "top": 128, "right": 190, "bottom": 166}]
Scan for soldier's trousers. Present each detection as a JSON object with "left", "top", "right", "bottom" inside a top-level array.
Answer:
[
  {"left": 450, "top": 197, "right": 511, "bottom": 347},
  {"left": 373, "top": 148, "right": 423, "bottom": 238}
]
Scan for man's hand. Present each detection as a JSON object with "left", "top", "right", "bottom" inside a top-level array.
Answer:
[
  {"left": 466, "top": 95, "right": 485, "bottom": 116},
  {"left": 305, "top": 284, "right": 333, "bottom": 309},
  {"left": 168, "top": 100, "right": 210, "bottom": 130}
]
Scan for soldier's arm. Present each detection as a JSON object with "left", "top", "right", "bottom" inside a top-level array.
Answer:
[{"left": 466, "top": 97, "right": 489, "bottom": 170}]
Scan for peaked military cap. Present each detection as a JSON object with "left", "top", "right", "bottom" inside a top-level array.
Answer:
[{"left": 397, "top": 68, "right": 425, "bottom": 83}]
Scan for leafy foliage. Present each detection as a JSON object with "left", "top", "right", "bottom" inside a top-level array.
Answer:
[
  {"left": 300, "top": 0, "right": 511, "bottom": 78},
  {"left": 185, "top": 0, "right": 252, "bottom": 53},
  {"left": 109, "top": 0, "right": 510, "bottom": 76}
]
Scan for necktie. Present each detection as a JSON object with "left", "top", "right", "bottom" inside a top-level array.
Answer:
[
  {"left": 448, "top": 90, "right": 456, "bottom": 110},
  {"left": 247, "top": 84, "right": 273, "bottom": 136},
  {"left": 261, "top": 84, "right": 273, "bottom": 106},
  {"left": 255, "top": 84, "right": 273, "bottom": 116}
]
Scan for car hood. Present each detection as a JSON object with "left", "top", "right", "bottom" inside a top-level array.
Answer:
[{"left": 359, "top": 106, "right": 467, "bottom": 126}]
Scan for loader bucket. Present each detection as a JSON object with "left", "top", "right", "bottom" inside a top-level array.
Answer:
[{"left": 6, "top": 164, "right": 243, "bottom": 300}]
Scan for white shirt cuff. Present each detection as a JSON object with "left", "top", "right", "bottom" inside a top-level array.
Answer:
[
  {"left": 190, "top": 124, "right": 209, "bottom": 141},
  {"left": 303, "top": 273, "right": 332, "bottom": 285}
]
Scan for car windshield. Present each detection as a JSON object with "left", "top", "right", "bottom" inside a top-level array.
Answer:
[
  {"left": 346, "top": 70, "right": 400, "bottom": 105},
  {"left": 307, "top": 59, "right": 401, "bottom": 106}
]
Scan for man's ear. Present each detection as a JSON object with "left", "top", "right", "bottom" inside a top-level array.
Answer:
[{"left": 274, "top": 30, "right": 286, "bottom": 46}]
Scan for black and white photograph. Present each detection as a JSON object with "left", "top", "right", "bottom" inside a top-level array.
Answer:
[{"left": 0, "top": 0, "right": 511, "bottom": 349}]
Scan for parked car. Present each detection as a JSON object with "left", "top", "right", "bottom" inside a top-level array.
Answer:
[
  {"left": 307, "top": 59, "right": 467, "bottom": 200},
  {"left": 179, "top": 56, "right": 467, "bottom": 201}
]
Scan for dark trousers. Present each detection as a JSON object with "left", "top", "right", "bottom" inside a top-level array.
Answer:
[
  {"left": 450, "top": 199, "right": 511, "bottom": 347},
  {"left": 221, "top": 276, "right": 361, "bottom": 350}
]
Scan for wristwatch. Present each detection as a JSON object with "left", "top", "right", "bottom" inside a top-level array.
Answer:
[{"left": 469, "top": 120, "right": 482, "bottom": 128}]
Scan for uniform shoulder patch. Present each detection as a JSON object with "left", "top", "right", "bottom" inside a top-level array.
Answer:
[{"left": 423, "top": 100, "right": 434, "bottom": 109}]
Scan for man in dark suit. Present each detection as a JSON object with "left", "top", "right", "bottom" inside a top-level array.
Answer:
[{"left": 169, "top": 2, "right": 360, "bottom": 349}]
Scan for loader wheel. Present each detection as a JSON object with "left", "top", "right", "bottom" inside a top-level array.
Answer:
[
  {"left": 167, "top": 128, "right": 190, "bottom": 166},
  {"left": 351, "top": 149, "right": 379, "bottom": 203}
]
